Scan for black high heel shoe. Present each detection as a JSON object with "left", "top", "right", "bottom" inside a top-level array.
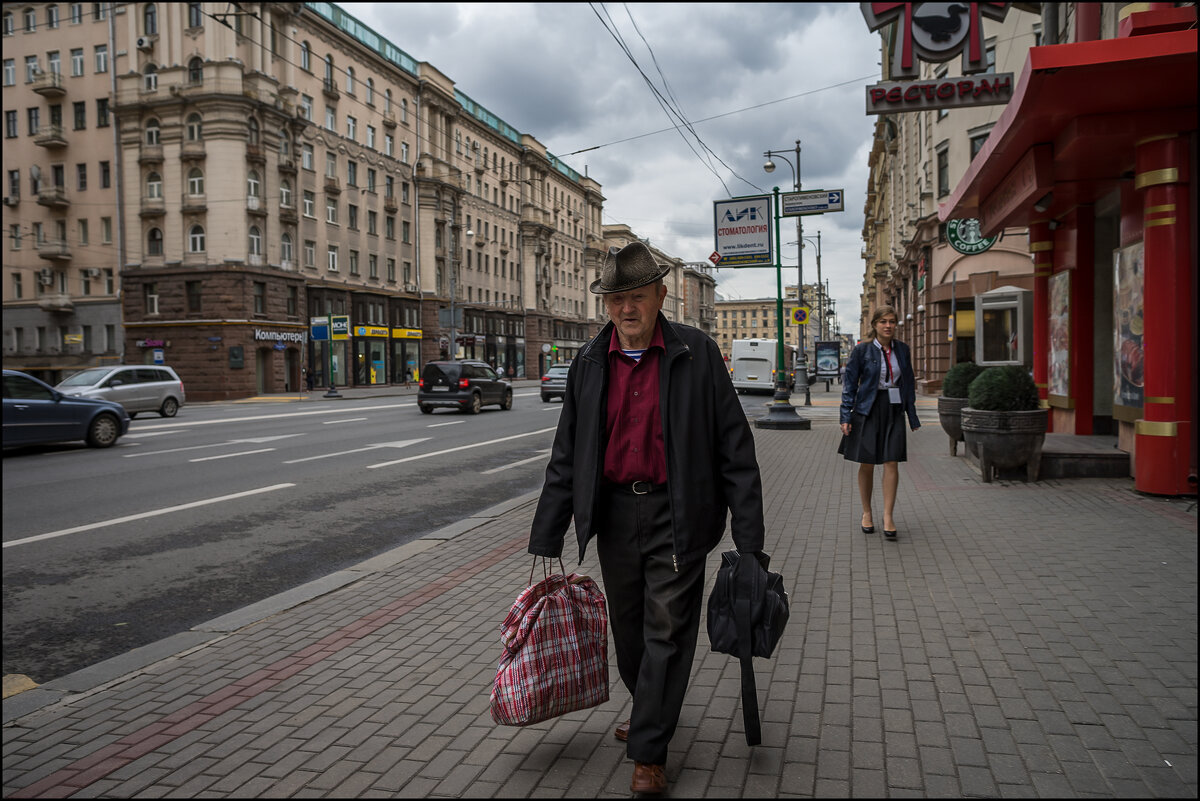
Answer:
[
  {"left": 861, "top": 517, "right": 875, "bottom": 534},
  {"left": 884, "top": 529, "right": 898, "bottom": 539}
]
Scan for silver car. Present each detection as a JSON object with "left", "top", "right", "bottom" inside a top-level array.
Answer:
[
  {"left": 540, "top": 363, "right": 570, "bottom": 403},
  {"left": 56, "top": 365, "right": 186, "bottom": 418}
]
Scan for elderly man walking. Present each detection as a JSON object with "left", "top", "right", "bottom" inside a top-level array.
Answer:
[{"left": 529, "top": 241, "right": 766, "bottom": 795}]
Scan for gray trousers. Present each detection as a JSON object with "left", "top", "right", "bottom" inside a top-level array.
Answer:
[{"left": 595, "top": 487, "right": 707, "bottom": 766}]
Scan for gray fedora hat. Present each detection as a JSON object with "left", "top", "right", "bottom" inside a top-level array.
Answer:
[{"left": 590, "top": 241, "right": 671, "bottom": 294}]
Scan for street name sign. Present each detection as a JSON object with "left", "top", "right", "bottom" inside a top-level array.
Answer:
[{"left": 782, "top": 190, "right": 845, "bottom": 217}]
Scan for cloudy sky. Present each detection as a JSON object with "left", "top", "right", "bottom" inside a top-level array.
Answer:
[{"left": 340, "top": 2, "right": 883, "bottom": 336}]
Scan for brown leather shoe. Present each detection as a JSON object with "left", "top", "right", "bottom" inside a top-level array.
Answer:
[
  {"left": 614, "top": 719, "right": 631, "bottom": 742},
  {"left": 631, "top": 762, "right": 666, "bottom": 795}
]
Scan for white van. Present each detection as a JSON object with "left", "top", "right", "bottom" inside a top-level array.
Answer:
[
  {"left": 730, "top": 339, "right": 795, "bottom": 394},
  {"left": 56, "top": 365, "right": 186, "bottom": 418}
]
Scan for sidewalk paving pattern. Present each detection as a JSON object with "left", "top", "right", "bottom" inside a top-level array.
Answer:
[{"left": 3, "top": 397, "right": 1196, "bottom": 798}]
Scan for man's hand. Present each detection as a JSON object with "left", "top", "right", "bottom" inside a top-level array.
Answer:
[{"left": 840, "top": 423, "right": 851, "bottom": 436}]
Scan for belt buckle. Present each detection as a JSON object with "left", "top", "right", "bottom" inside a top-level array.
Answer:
[{"left": 631, "top": 481, "right": 650, "bottom": 495}]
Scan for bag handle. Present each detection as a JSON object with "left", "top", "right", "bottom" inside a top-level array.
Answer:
[
  {"left": 528, "top": 555, "right": 566, "bottom": 587},
  {"left": 734, "top": 554, "right": 762, "bottom": 746}
]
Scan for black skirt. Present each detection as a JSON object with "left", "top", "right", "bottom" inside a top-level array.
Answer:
[{"left": 839, "top": 389, "right": 907, "bottom": 464}]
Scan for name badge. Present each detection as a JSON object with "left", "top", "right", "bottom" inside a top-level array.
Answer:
[{"left": 888, "top": 387, "right": 901, "bottom": 405}]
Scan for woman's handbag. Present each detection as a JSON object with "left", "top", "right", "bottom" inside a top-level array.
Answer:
[
  {"left": 490, "top": 559, "right": 610, "bottom": 726},
  {"left": 707, "top": 550, "right": 789, "bottom": 745}
]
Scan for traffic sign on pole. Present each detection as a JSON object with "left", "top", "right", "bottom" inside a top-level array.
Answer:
[{"left": 781, "top": 190, "right": 845, "bottom": 217}]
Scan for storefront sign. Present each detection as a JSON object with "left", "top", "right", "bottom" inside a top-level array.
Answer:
[
  {"left": 253, "top": 329, "right": 306, "bottom": 343},
  {"left": 354, "top": 326, "right": 389, "bottom": 337},
  {"left": 392, "top": 328, "right": 422, "bottom": 339},
  {"left": 135, "top": 338, "right": 167, "bottom": 348},
  {"left": 330, "top": 315, "right": 350, "bottom": 340},
  {"left": 946, "top": 219, "right": 997, "bottom": 255},
  {"left": 1113, "top": 242, "right": 1144, "bottom": 415},
  {"left": 865, "top": 74, "right": 1013, "bottom": 115},
  {"left": 861, "top": 3, "right": 1014, "bottom": 80}
]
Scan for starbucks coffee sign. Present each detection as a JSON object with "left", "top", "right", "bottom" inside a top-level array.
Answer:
[{"left": 947, "top": 218, "right": 997, "bottom": 255}]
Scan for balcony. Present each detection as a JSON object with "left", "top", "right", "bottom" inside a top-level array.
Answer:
[
  {"left": 139, "top": 144, "right": 163, "bottom": 164},
  {"left": 279, "top": 204, "right": 298, "bottom": 224},
  {"left": 37, "top": 239, "right": 72, "bottom": 261},
  {"left": 278, "top": 158, "right": 297, "bottom": 175},
  {"left": 34, "top": 124, "right": 67, "bottom": 148},
  {"left": 246, "top": 144, "right": 266, "bottom": 164},
  {"left": 383, "top": 195, "right": 398, "bottom": 213},
  {"left": 32, "top": 71, "right": 66, "bottom": 97},
  {"left": 322, "top": 78, "right": 339, "bottom": 100},
  {"left": 381, "top": 110, "right": 396, "bottom": 129},
  {"left": 181, "top": 193, "right": 207, "bottom": 213},
  {"left": 139, "top": 195, "right": 165, "bottom": 217},
  {"left": 36, "top": 186, "right": 70, "bottom": 208},
  {"left": 38, "top": 293, "right": 74, "bottom": 313},
  {"left": 246, "top": 195, "right": 267, "bottom": 216},
  {"left": 181, "top": 140, "right": 206, "bottom": 161},
  {"left": 324, "top": 175, "right": 341, "bottom": 195}
]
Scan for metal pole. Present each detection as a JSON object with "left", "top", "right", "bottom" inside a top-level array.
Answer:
[
  {"left": 816, "top": 231, "right": 823, "bottom": 341},
  {"left": 795, "top": 140, "right": 811, "bottom": 406},
  {"left": 755, "top": 187, "right": 807, "bottom": 430}
]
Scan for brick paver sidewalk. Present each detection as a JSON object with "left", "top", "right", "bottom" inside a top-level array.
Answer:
[{"left": 3, "top": 407, "right": 1196, "bottom": 798}]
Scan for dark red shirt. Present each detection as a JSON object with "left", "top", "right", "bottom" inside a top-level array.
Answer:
[{"left": 603, "top": 322, "right": 667, "bottom": 485}]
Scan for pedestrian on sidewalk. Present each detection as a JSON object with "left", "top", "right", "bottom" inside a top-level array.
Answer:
[
  {"left": 528, "top": 241, "right": 766, "bottom": 796},
  {"left": 838, "top": 305, "right": 921, "bottom": 539}
]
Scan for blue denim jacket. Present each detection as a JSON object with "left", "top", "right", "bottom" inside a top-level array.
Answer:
[{"left": 839, "top": 339, "right": 920, "bottom": 429}]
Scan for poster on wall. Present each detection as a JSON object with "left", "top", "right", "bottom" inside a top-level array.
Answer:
[
  {"left": 1113, "top": 242, "right": 1145, "bottom": 412},
  {"left": 1048, "top": 271, "right": 1070, "bottom": 398}
]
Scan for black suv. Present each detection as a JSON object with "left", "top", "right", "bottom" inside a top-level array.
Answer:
[{"left": 417, "top": 360, "right": 513, "bottom": 414}]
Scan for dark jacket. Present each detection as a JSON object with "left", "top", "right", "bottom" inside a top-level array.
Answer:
[
  {"left": 840, "top": 339, "right": 920, "bottom": 429},
  {"left": 529, "top": 315, "right": 765, "bottom": 569}
]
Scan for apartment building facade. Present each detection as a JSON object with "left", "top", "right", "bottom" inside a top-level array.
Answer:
[{"left": 3, "top": 2, "right": 657, "bottom": 398}]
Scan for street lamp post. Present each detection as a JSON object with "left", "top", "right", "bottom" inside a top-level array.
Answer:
[
  {"left": 800, "top": 231, "right": 822, "bottom": 340},
  {"left": 764, "top": 140, "right": 811, "bottom": 406}
]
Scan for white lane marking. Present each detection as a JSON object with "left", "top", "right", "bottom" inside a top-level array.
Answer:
[
  {"left": 482, "top": 449, "right": 551, "bottom": 475},
  {"left": 428, "top": 420, "right": 465, "bottom": 428},
  {"left": 2, "top": 484, "right": 296, "bottom": 549},
  {"left": 368, "top": 427, "right": 558, "bottom": 470},
  {"left": 133, "top": 403, "right": 410, "bottom": 430},
  {"left": 124, "top": 434, "right": 304, "bottom": 459},
  {"left": 323, "top": 417, "right": 368, "bottom": 424},
  {"left": 283, "top": 438, "right": 430, "bottom": 464},
  {"left": 189, "top": 448, "right": 276, "bottom": 462},
  {"left": 233, "top": 435, "right": 306, "bottom": 444},
  {"left": 124, "top": 430, "right": 185, "bottom": 439}
]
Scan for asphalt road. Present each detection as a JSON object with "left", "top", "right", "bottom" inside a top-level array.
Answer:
[{"left": 2, "top": 389, "right": 564, "bottom": 684}]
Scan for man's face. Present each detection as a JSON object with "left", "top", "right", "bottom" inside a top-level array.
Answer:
[{"left": 604, "top": 282, "right": 667, "bottom": 347}]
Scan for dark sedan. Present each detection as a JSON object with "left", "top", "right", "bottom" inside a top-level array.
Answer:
[
  {"left": 417, "top": 360, "right": 513, "bottom": 414},
  {"left": 3, "top": 369, "right": 131, "bottom": 449}
]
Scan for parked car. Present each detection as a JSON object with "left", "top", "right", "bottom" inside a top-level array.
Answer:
[
  {"left": 417, "top": 360, "right": 512, "bottom": 414},
  {"left": 3, "top": 369, "right": 131, "bottom": 449},
  {"left": 540, "top": 363, "right": 570, "bottom": 402},
  {"left": 56, "top": 365, "right": 185, "bottom": 418}
]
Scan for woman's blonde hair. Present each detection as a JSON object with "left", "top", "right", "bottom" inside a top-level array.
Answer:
[{"left": 866, "top": 305, "right": 899, "bottom": 340}]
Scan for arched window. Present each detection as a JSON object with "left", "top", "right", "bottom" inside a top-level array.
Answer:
[
  {"left": 144, "top": 4, "right": 157, "bottom": 35},
  {"left": 147, "top": 227, "right": 163, "bottom": 256},
  {"left": 24, "top": 7, "right": 36, "bottom": 32},
  {"left": 187, "top": 167, "right": 204, "bottom": 195},
  {"left": 401, "top": 98, "right": 408, "bottom": 124},
  {"left": 324, "top": 54, "right": 333, "bottom": 84},
  {"left": 145, "top": 119, "right": 161, "bottom": 145},
  {"left": 248, "top": 225, "right": 261, "bottom": 256},
  {"left": 365, "top": 77, "right": 374, "bottom": 106},
  {"left": 247, "top": 170, "right": 260, "bottom": 197},
  {"left": 3, "top": 12, "right": 14, "bottom": 36},
  {"left": 385, "top": 89, "right": 392, "bottom": 115},
  {"left": 146, "top": 171, "right": 162, "bottom": 199},
  {"left": 281, "top": 232, "right": 293, "bottom": 263},
  {"left": 188, "top": 57, "right": 203, "bottom": 85},
  {"left": 188, "top": 225, "right": 206, "bottom": 253},
  {"left": 247, "top": 117, "right": 259, "bottom": 145},
  {"left": 143, "top": 63, "right": 157, "bottom": 91},
  {"left": 186, "top": 113, "right": 202, "bottom": 141},
  {"left": 345, "top": 66, "right": 355, "bottom": 94},
  {"left": 279, "top": 179, "right": 292, "bottom": 207}
]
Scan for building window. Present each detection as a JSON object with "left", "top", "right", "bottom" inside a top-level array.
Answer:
[
  {"left": 24, "top": 8, "right": 36, "bottom": 31},
  {"left": 143, "top": 3, "right": 157, "bottom": 35},
  {"left": 327, "top": 245, "right": 338, "bottom": 271},
  {"left": 304, "top": 240, "right": 315, "bottom": 268},
  {"left": 303, "top": 190, "right": 314, "bottom": 217},
  {"left": 186, "top": 113, "right": 202, "bottom": 141},
  {"left": 70, "top": 4, "right": 82, "bottom": 25},
  {"left": 346, "top": 115, "right": 356, "bottom": 141},
  {"left": 349, "top": 250, "right": 359, "bottom": 275},
  {"left": 144, "top": 283, "right": 159, "bottom": 315},
  {"left": 369, "top": 254, "right": 378, "bottom": 279},
  {"left": 936, "top": 146, "right": 949, "bottom": 197},
  {"left": 247, "top": 117, "right": 259, "bottom": 146},
  {"left": 187, "top": 167, "right": 204, "bottom": 195},
  {"left": 73, "top": 101, "right": 85, "bottom": 129},
  {"left": 187, "top": 280, "right": 202, "bottom": 312},
  {"left": 280, "top": 179, "right": 292, "bottom": 208},
  {"left": 146, "top": 171, "right": 161, "bottom": 199},
  {"left": 76, "top": 163, "right": 87, "bottom": 190},
  {"left": 302, "top": 143, "right": 313, "bottom": 170},
  {"left": 281, "top": 233, "right": 293, "bottom": 264},
  {"left": 143, "top": 63, "right": 157, "bottom": 92},
  {"left": 47, "top": 5, "right": 59, "bottom": 28},
  {"left": 247, "top": 170, "right": 260, "bottom": 197},
  {"left": 365, "top": 77, "right": 374, "bottom": 106},
  {"left": 253, "top": 281, "right": 265, "bottom": 314},
  {"left": 249, "top": 226, "right": 262, "bottom": 257},
  {"left": 96, "top": 97, "right": 109, "bottom": 127},
  {"left": 2, "top": 11, "right": 13, "bottom": 36},
  {"left": 347, "top": 161, "right": 357, "bottom": 187},
  {"left": 70, "top": 48, "right": 83, "bottom": 76},
  {"left": 147, "top": 227, "right": 163, "bottom": 256},
  {"left": 188, "top": 225, "right": 205, "bottom": 253},
  {"left": 287, "top": 285, "right": 298, "bottom": 317},
  {"left": 970, "top": 132, "right": 990, "bottom": 161},
  {"left": 188, "top": 57, "right": 203, "bottom": 85},
  {"left": 188, "top": 2, "right": 202, "bottom": 28},
  {"left": 25, "top": 55, "right": 38, "bottom": 84},
  {"left": 300, "top": 41, "right": 310, "bottom": 72},
  {"left": 145, "top": 119, "right": 160, "bottom": 145},
  {"left": 94, "top": 44, "right": 107, "bottom": 73},
  {"left": 325, "top": 198, "right": 337, "bottom": 224},
  {"left": 345, "top": 66, "right": 355, "bottom": 95},
  {"left": 78, "top": 218, "right": 87, "bottom": 245}
]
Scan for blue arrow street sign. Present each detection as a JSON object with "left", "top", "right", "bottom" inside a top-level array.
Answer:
[{"left": 781, "top": 189, "right": 845, "bottom": 217}]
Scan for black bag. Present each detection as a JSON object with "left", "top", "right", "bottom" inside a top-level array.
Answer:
[{"left": 706, "top": 550, "right": 789, "bottom": 745}]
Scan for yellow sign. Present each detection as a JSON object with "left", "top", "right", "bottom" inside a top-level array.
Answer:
[
  {"left": 63, "top": 334, "right": 83, "bottom": 344},
  {"left": 392, "top": 328, "right": 423, "bottom": 339},
  {"left": 354, "top": 326, "right": 389, "bottom": 338},
  {"left": 792, "top": 306, "right": 811, "bottom": 325}
]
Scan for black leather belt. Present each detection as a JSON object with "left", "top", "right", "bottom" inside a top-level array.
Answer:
[{"left": 607, "top": 480, "right": 665, "bottom": 495}]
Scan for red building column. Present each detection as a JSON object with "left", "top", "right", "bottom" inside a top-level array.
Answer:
[
  {"left": 1134, "top": 135, "right": 1194, "bottom": 495},
  {"left": 1029, "top": 220, "right": 1053, "bottom": 429}
]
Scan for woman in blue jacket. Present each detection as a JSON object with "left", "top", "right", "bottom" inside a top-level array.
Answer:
[{"left": 838, "top": 306, "right": 921, "bottom": 538}]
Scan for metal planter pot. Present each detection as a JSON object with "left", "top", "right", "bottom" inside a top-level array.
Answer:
[
  {"left": 961, "top": 407, "right": 1048, "bottom": 483},
  {"left": 937, "top": 396, "right": 970, "bottom": 456}
]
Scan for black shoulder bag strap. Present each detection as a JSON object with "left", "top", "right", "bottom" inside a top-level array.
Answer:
[{"left": 734, "top": 555, "right": 762, "bottom": 746}]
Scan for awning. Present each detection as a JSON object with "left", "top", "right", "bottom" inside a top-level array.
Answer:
[{"left": 939, "top": 29, "right": 1197, "bottom": 234}]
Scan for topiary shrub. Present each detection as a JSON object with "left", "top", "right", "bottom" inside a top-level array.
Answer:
[
  {"left": 967, "top": 365, "right": 1039, "bottom": 411},
  {"left": 942, "top": 362, "right": 985, "bottom": 398}
]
